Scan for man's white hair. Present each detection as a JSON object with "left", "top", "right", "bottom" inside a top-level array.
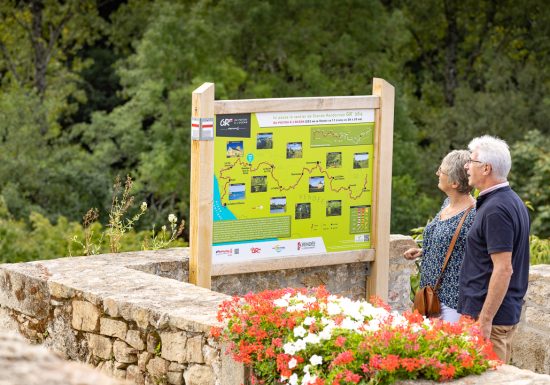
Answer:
[{"left": 468, "top": 135, "right": 511, "bottom": 180}]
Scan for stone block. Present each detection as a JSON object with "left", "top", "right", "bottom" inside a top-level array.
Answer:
[
  {"left": 100, "top": 317, "right": 128, "bottom": 339},
  {"left": 512, "top": 325, "right": 550, "bottom": 374},
  {"left": 131, "top": 307, "right": 150, "bottom": 329},
  {"left": 526, "top": 280, "right": 550, "bottom": 309},
  {"left": 113, "top": 340, "right": 137, "bottom": 364},
  {"left": 113, "top": 369, "right": 126, "bottom": 379},
  {"left": 0, "top": 270, "right": 50, "bottom": 320},
  {"left": 389, "top": 235, "right": 417, "bottom": 260},
  {"left": 48, "top": 281, "right": 74, "bottom": 299},
  {"left": 138, "top": 351, "right": 153, "bottom": 371},
  {"left": 146, "top": 356, "right": 169, "bottom": 378},
  {"left": 86, "top": 333, "right": 113, "bottom": 360},
  {"left": 146, "top": 332, "right": 161, "bottom": 354},
  {"left": 169, "top": 362, "right": 185, "bottom": 371},
  {"left": 160, "top": 331, "right": 187, "bottom": 363},
  {"left": 184, "top": 365, "right": 215, "bottom": 385},
  {"left": 103, "top": 298, "right": 120, "bottom": 317},
  {"left": 126, "top": 329, "right": 145, "bottom": 350},
  {"left": 167, "top": 371, "right": 184, "bottom": 385},
  {"left": 186, "top": 336, "right": 204, "bottom": 363},
  {"left": 114, "top": 361, "right": 129, "bottom": 369},
  {"left": 72, "top": 300, "right": 100, "bottom": 332},
  {"left": 97, "top": 359, "right": 114, "bottom": 375},
  {"left": 202, "top": 345, "right": 218, "bottom": 366},
  {"left": 220, "top": 342, "right": 245, "bottom": 385},
  {"left": 525, "top": 307, "right": 550, "bottom": 333},
  {"left": 127, "top": 365, "right": 144, "bottom": 385}
]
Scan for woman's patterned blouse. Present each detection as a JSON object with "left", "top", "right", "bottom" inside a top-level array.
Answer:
[{"left": 419, "top": 198, "right": 476, "bottom": 309}]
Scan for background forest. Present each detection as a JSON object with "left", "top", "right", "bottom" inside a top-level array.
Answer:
[{"left": 0, "top": 0, "right": 548, "bottom": 263}]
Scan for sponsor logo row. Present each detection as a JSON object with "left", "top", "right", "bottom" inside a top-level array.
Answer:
[{"left": 215, "top": 240, "right": 318, "bottom": 256}]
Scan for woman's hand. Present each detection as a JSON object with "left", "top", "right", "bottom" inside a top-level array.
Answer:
[{"left": 403, "top": 247, "right": 422, "bottom": 260}]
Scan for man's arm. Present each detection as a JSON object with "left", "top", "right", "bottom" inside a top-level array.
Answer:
[{"left": 478, "top": 251, "right": 513, "bottom": 338}]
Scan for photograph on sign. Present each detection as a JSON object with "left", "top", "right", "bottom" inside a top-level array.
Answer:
[{"left": 212, "top": 109, "right": 374, "bottom": 260}]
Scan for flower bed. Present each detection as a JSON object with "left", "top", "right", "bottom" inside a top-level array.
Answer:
[{"left": 212, "top": 287, "right": 500, "bottom": 385}]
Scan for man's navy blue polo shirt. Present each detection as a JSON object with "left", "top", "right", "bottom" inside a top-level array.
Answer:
[{"left": 457, "top": 186, "right": 530, "bottom": 325}]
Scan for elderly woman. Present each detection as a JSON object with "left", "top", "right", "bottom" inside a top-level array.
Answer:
[{"left": 404, "top": 150, "right": 476, "bottom": 322}]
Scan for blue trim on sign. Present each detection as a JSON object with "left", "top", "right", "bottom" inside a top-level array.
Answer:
[{"left": 213, "top": 176, "right": 237, "bottom": 220}]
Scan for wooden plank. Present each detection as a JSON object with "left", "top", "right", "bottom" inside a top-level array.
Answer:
[
  {"left": 189, "top": 83, "right": 215, "bottom": 289},
  {"left": 215, "top": 95, "right": 379, "bottom": 114},
  {"left": 212, "top": 249, "right": 375, "bottom": 276},
  {"left": 367, "top": 78, "right": 394, "bottom": 301}
]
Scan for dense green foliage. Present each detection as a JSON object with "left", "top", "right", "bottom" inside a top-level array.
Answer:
[{"left": 0, "top": 0, "right": 548, "bottom": 263}]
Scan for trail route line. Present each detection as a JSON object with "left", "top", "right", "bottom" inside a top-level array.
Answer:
[
  {"left": 218, "top": 157, "right": 369, "bottom": 201},
  {"left": 310, "top": 128, "right": 372, "bottom": 144}
]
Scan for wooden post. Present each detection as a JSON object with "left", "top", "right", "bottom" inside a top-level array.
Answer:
[
  {"left": 368, "top": 78, "right": 394, "bottom": 301},
  {"left": 189, "top": 83, "right": 215, "bottom": 288}
]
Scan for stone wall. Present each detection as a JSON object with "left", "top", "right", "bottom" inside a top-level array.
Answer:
[
  {"left": 0, "top": 250, "right": 243, "bottom": 385},
  {"left": 1, "top": 236, "right": 549, "bottom": 384},
  {"left": 511, "top": 264, "right": 550, "bottom": 374}
]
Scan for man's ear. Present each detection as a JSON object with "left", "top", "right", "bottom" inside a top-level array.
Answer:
[{"left": 483, "top": 163, "right": 492, "bottom": 175}]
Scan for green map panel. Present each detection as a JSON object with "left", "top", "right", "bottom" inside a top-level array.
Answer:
[
  {"left": 213, "top": 216, "right": 291, "bottom": 244},
  {"left": 311, "top": 124, "right": 374, "bottom": 147}
]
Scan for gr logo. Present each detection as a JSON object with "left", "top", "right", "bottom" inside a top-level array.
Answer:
[
  {"left": 219, "top": 118, "right": 233, "bottom": 127},
  {"left": 216, "top": 113, "right": 251, "bottom": 138}
]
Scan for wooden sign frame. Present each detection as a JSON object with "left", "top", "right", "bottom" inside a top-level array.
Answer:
[{"left": 189, "top": 79, "right": 394, "bottom": 300}]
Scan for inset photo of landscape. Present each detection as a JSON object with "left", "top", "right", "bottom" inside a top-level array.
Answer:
[
  {"left": 326, "top": 200, "right": 342, "bottom": 216},
  {"left": 257, "top": 133, "right": 273, "bottom": 149},
  {"left": 295, "top": 203, "right": 311, "bottom": 219},
  {"left": 286, "top": 142, "right": 303, "bottom": 158},
  {"left": 270, "top": 197, "right": 286, "bottom": 213},
  {"left": 353, "top": 152, "right": 369, "bottom": 168},
  {"left": 309, "top": 176, "right": 325, "bottom": 193},
  {"left": 326, "top": 152, "right": 342, "bottom": 168},
  {"left": 228, "top": 183, "right": 245, "bottom": 200},
  {"left": 251, "top": 176, "right": 267, "bottom": 192},
  {"left": 226, "top": 141, "right": 244, "bottom": 157}
]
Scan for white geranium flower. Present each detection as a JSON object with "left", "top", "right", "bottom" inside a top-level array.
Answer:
[
  {"left": 304, "top": 333, "right": 320, "bottom": 344},
  {"left": 288, "top": 302, "right": 305, "bottom": 312},
  {"left": 289, "top": 373, "right": 298, "bottom": 385},
  {"left": 364, "top": 318, "right": 381, "bottom": 332},
  {"left": 310, "top": 355, "right": 323, "bottom": 366},
  {"left": 274, "top": 298, "right": 289, "bottom": 308},
  {"left": 294, "top": 339, "right": 306, "bottom": 352},
  {"left": 341, "top": 317, "right": 361, "bottom": 330},
  {"left": 283, "top": 342, "right": 297, "bottom": 355},
  {"left": 327, "top": 302, "right": 341, "bottom": 315},
  {"left": 391, "top": 314, "right": 407, "bottom": 327},
  {"left": 303, "top": 316, "right": 315, "bottom": 326},
  {"left": 302, "top": 364, "right": 310, "bottom": 374},
  {"left": 294, "top": 325, "right": 307, "bottom": 337},
  {"left": 289, "top": 358, "right": 297, "bottom": 369},
  {"left": 319, "top": 327, "right": 332, "bottom": 340}
]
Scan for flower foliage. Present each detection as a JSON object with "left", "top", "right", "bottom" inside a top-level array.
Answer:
[{"left": 212, "top": 287, "right": 500, "bottom": 385}]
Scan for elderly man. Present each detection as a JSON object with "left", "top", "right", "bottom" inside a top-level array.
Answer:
[{"left": 457, "top": 135, "right": 530, "bottom": 363}]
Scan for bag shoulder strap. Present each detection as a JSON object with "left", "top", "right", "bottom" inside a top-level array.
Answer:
[{"left": 434, "top": 204, "right": 474, "bottom": 291}]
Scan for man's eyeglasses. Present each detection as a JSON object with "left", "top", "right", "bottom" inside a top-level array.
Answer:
[{"left": 466, "top": 159, "right": 484, "bottom": 165}]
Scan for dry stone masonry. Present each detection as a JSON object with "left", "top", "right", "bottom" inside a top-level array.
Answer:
[
  {"left": 0, "top": 249, "right": 243, "bottom": 385},
  {"left": 510, "top": 264, "right": 550, "bottom": 373},
  {"left": 1, "top": 236, "right": 549, "bottom": 384},
  {"left": 0, "top": 331, "right": 128, "bottom": 385}
]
